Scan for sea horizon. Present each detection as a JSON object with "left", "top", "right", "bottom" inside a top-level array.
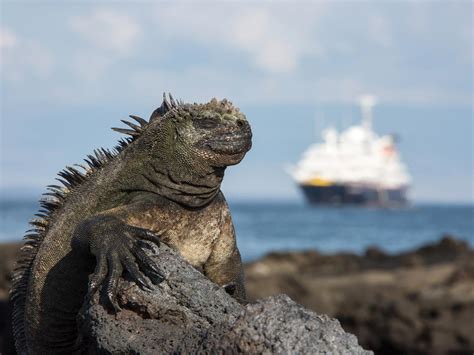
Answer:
[
  {"left": 1, "top": 191, "right": 473, "bottom": 206},
  {"left": 1, "top": 197, "right": 472, "bottom": 262}
]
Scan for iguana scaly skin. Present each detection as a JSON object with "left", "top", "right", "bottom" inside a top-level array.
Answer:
[{"left": 10, "top": 95, "right": 252, "bottom": 354}]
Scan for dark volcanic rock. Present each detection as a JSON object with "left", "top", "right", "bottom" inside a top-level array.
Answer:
[
  {"left": 0, "top": 243, "right": 20, "bottom": 355},
  {"left": 79, "top": 243, "right": 371, "bottom": 354},
  {"left": 245, "top": 235, "right": 472, "bottom": 279},
  {"left": 79, "top": 243, "right": 242, "bottom": 354},
  {"left": 8, "top": 236, "right": 470, "bottom": 353},
  {"left": 245, "top": 236, "right": 474, "bottom": 355},
  {"left": 183, "top": 295, "right": 370, "bottom": 354},
  {"left": 0, "top": 243, "right": 20, "bottom": 300},
  {"left": 0, "top": 300, "right": 15, "bottom": 355}
]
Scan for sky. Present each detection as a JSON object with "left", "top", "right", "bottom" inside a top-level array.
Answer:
[{"left": 0, "top": 1, "right": 473, "bottom": 203}]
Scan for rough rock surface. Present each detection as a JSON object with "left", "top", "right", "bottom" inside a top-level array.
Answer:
[
  {"left": 78, "top": 243, "right": 242, "bottom": 354},
  {"left": 79, "top": 243, "right": 371, "bottom": 354},
  {"left": 4, "top": 236, "right": 470, "bottom": 354},
  {"left": 0, "top": 243, "right": 18, "bottom": 355},
  {"left": 180, "top": 295, "right": 370, "bottom": 354},
  {"left": 245, "top": 236, "right": 474, "bottom": 355},
  {"left": 0, "top": 243, "right": 19, "bottom": 300}
]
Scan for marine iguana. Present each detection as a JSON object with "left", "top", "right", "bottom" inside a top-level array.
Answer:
[{"left": 10, "top": 95, "right": 252, "bottom": 354}]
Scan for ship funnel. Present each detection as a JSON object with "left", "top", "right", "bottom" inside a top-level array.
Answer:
[{"left": 359, "top": 95, "right": 376, "bottom": 133}]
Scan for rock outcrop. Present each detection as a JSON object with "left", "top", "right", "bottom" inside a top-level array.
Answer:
[
  {"left": 245, "top": 236, "right": 474, "bottom": 354},
  {"left": 0, "top": 243, "right": 19, "bottom": 300},
  {"left": 2, "top": 235, "right": 472, "bottom": 354},
  {"left": 182, "top": 295, "right": 369, "bottom": 354},
  {"left": 79, "top": 243, "right": 371, "bottom": 354},
  {"left": 0, "top": 243, "right": 18, "bottom": 355}
]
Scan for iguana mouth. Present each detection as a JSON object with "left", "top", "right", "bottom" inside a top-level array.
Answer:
[{"left": 206, "top": 131, "right": 252, "bottom": 155}]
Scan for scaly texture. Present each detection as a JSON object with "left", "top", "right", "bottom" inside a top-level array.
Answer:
[{"left": 10, "top": 94, "right": 252, "bottom": 354}]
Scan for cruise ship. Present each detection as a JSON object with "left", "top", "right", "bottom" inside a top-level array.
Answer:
[{"left": 289, "top": 96, "right": 411, "bottom": 207}]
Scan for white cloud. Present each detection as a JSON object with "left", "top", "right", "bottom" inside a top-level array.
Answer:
[
  {"left": 229, "top": 9, "right": 298, "bottom": 73},
  {"left": 71, "top": 52, "right": 113, "bottom": 82},
  {"left": 154, "top": 4, "right": 324, "bottom": 74},
  {"left": 128, "top": 65, "right": 366, "bottom": 107},
  {"left": 3, "top": 2, "right": 471, "bottom": 107},
  {"left": 1, "top": 26, "right": 54, "bottom": 83},
  {"left": 0, "top": 26, "right": 18, "bottom": 49},
  {"left": 230, "top": 9, "right": 306, "bottom": 73},
  {"left": 368, "top": 14, "right": 393, "bottom": 48},
  {"left": 70, "top": 9, "right": 141, "bottom": 55},
  {"left": 128, "top": 63, "right": 474, "bottom": 108}
]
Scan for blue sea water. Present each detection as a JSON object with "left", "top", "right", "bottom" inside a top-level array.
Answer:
[{"left": 1, "top": 199, "right": 473, "bottom": 262}]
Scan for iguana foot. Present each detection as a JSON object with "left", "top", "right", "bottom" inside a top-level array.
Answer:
[{"left": 84, "top": 216, "right": 164, "bottom": 312}]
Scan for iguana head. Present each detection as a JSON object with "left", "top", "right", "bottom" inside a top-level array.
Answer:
[
  {"left": 149, "top": 95, "right": 252, "bottom": 168},
  {"left": 113, "top": 95, "right": 252, "bottom": 207},
  {"left": 115, "top": 95, "right": 252, "bottom": 206}
]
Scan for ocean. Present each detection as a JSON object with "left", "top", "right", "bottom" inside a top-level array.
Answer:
[{"left": 1, "top": 199, "right": 473, "bottom": 262}]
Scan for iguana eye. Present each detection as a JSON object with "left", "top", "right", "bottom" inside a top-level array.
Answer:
[{"left": 194, "top": 117, "right": 217, "bottom": 130}]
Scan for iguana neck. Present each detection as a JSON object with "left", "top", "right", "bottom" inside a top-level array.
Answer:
[
  {"left": 147, "top": 158, "right": 224, "bottom": 208},
  {"left": 127, "top": 122, "right": 225, "bottom": 208}
]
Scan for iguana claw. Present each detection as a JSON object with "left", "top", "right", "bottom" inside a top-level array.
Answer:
[{"left": 84, "top": 217, "right": 164, "bottom": 312}]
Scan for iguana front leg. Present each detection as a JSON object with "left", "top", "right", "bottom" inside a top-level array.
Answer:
[{"left": 72, "top": 215, "right": 164, "bottom": 312}]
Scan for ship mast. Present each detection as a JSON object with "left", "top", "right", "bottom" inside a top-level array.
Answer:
[
  {"left": 359, "top": 95, "right": 376, "bottom": 133},
  {"left": 359, "top": 95, "right": 376, "bottom": 154}
]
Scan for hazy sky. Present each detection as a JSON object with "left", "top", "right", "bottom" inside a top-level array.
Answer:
[{"left": 1, "top": 1, "right": 472, "bottom": 203}]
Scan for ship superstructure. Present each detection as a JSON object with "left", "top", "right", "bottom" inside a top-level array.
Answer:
[{"left": 290, "top": 96, "right": 411, "bottom": 206}]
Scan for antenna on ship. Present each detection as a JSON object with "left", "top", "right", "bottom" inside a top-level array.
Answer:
[
  {"left": 359, "top": 95, "right": 376, "bottom": 154},
  {"left": 359, "top": 95, "right": 376, "bottom": 133}
]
